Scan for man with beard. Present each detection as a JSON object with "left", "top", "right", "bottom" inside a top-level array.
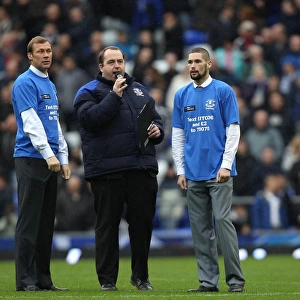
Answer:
[{"left": 171, "top": 47, "right": 245, "bottom": 293}]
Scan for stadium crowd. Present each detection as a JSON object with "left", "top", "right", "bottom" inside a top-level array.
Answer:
[{"left": 1, "top": 0, "right": 300, "bottom": 236}]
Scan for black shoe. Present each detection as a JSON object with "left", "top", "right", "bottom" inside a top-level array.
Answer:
[
  {"left": 16, "top": 285, "right": 45, "bottom": 292},
  {"left": 188, "top": 285, "right": 219, "bottom": 292},
  {"left": 130, "top": 276, "right": 153, "bottom": 290},
  {"left": 228, "top": 284, "right": 244, "bottom": 292},
  {"left": 43, "top": 285, "right": 69, "bottom": 291},
  {"left": 101, "top": 283, "right": 117, "bottom": 291}
]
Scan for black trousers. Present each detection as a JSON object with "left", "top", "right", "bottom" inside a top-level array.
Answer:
[
  {"left": 14, "top": 157, "right": 58, "bottom": 289},
  {"left": 90, "top": 170, "right": 157, "bottom": 285}
]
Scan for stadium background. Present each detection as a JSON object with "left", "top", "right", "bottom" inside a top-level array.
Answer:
[{"left": 1, "top": 0, "right": 300, "bottom": 259}]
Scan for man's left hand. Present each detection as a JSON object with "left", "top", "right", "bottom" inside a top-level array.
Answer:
[
  {"left": 216, "top": 168, "right": 230, "bottom": 183},
  {"left": 61, "top": 164, "right": 71, "bottom": 180}
]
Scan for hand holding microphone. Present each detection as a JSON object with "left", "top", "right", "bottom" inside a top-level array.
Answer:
[
  {"left": 115, "top": 72, "right": 127, "bottom": 86},
  {"left": 113, "top": 72, "right": 127, "bottom": 97}
]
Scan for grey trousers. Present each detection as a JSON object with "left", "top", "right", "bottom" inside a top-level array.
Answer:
[{"left": 187, "top": 178, "right": 245, "bottom": 289}]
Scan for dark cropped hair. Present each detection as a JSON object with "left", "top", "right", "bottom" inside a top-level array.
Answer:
[
  {"left": 27, "top": 36, "right": 51, "bottom": 53},
  {"left": 189, "top": 47, "right": 211, "bottom": 61},
  {"left": 98, "top": 46, "right": 125, "bottom": 65}
]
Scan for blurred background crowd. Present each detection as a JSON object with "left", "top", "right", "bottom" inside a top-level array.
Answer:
[{"left": 1, "top": 0, "right": 300, "bottom": 237}]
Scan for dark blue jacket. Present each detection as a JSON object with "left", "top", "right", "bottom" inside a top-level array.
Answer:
[
  {"left": 73, "top": 72, "right": 164, "bottom": 180},
  {"left": 251, "top": 191, "right": 289, "bottom": 230}
]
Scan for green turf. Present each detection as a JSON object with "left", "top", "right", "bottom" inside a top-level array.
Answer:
[{"left": 0, "top": 254, "right": 299, "bottom": 299}]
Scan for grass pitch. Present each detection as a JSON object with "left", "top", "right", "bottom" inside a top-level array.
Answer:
[{"left": 0, "top": 254, "right": 299, "bottom": 299}]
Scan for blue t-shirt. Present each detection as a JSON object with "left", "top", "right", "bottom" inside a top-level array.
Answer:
[
  {"left": 12, "top": 69, "right": 59, "bottom": 158},
  {"left": 172, "top": 79, "right": 239, "bottom": 181}
]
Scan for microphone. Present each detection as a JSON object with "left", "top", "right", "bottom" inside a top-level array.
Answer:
[{"left": 115, "top": 72, "right": 126, "bottom": 86}]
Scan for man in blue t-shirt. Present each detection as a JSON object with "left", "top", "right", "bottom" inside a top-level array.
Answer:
[
  {"left": 172, "top": 47, "right": 245, "bottom": 293},
  {"left": 12, "top": 36, "right": 71, "bottom": 292}
]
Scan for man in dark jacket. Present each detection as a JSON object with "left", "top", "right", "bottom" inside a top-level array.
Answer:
[{"left": 73, "top": 46, "right": 164, "bottom": 291}]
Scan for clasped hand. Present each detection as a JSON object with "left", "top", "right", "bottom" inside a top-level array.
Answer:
[{"left": 46, "top": 156, "right": 71, "bottom": 179}]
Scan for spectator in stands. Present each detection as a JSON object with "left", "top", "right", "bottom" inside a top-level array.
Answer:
[
  {"left": 276, "top": 173, "right": 297, "bottom": 228},
  {"left": 42, "top": 2, "right": 67, "bottom": 34},
  {"left": 0, "top": 5, "right": 12, "bottom": 37},
  {"left": 0, "top": 82, "right": 15, "bottom": 184},
  {"left": 0, "top": 58, "right": 21, "bottom": 89},
  {"left": 0, "top": 167, "right": 15, "bottom": 237},
  {"left": 0, "top": 167, "right": 16, "bottom": 237},
  {"left": 230, "top": 204, "right": 250, "bottom": 236},
  {"left": 113, "top": 29, "right": 137, "bottom": 61},
  {"left": 241, "top": 44, "right": 276, "bottom": 83},
  {"left": 165, "top": 65, "right": 191, "bottom": 111},
  {"left": 157, "top": 163, "right": 188, "bottom": 229},
  {"left": 287, "top": 70, "right": 300, "bottom": 128},
  {"left": 237, "top": 95, "right": 252, "bottom": 134},
  {"left": 50, "top": 33, "right": 75, "bottom": 79},
  {"left": 0, "top": 204, "right": 16, "bottom": 236},
  {"left": 244, "top": 109, "right": 285, "bottom": 164},
  {"left": 246, "top": 0, "right": 269, "bottom": 29},
  {"left": 162, "top": 11, "right": 184, "bottom": 60},
  {"left": 0, "top": 113, "right": 16, "bottom": 183},
  {"left": 241, "top": 65, "right": 269, "bottom": 110},
  {"left": 214, "top": 37, "right": 245, "bottom": 84},
  {"left": 40, "top": 22, "right": 60, "bottom": 45},
  {"left": 251, "top": 146, "right": 282, "bottom": 194},
  {"left": 237, "top": 3, "right": 260, "bottom": 25},
  {"left": 149, "top": 86, "right": 172, "bottom": 188},
  {"left": 135, "top": 27, "right": 158, "bottom": 60},
  {"left": 267, "top": 74, "right": 281, "bottom": 97},
  {"left": 191, "top": 0, "right": 225, "bottom": 32},
  {"left": 279, "top": 59, "right": 297, "bottom": 97},
  {"left": 0, "top": 168, "right": 12, "bottom": 219},
  {"left": 0, "top": 81, "right": 13, "bottom": 125},
  {"left": 55, "top": 174, "right": 95, "bottom": 232},
  {"left": 209, "top": 55, "right": 239, "bottom": 86},
  {"left": 131, "top": 0, "right": 164, "bottom": 33},
  {"left": 251, "top": 173, "right": 290, "bottom": 231},
  {"left": 278, "top": 0, "right": 300, "bottom": 36},
  {"left": 281, "top": 134, "right": 300, "bottom": 173},
  {"left": 267, "top": 90, "right": 295, "bottom": 145},
  {"left": 233, "top": 137, "right": 256, "bottom": 196},
  {"left": 88, "top": 0, "right": 133, "bottom": 31},
  {"left": 286, "top": 140, "right": 300, "bottom": 196},
  {"left": 281, "top": 34, "right": 300, "bottom": 72},
  {"left": 79, "top": 30, "right": 104, "bottom": 79},
  {"left": 51, "top": 33, "right": 74, "bottom": 63},
  {"left": 267, "top": 23, "right": 289, "bottom": 76},
  {"left": 66, "top": 5, "right": 92, "bottom": 57},
  {"left": 131, "top": 46, "right": 154, "bottom": 83},
  {"left": 0, "top": 29, "right": 27, "bottom": 71},
  {"left": 208, "top": 5, "right": 237, "bottom": 50},
  {"left": 54, "top": 54, "right": 90, "bottom": 132},
  {"left": 261, "top": 23, "right": 288, "bottom": 76},
  {"left": 142, "top": 65, "right": 165, "bottom": 91},
  {"left": 16, "top": 0, "right": 57, "bottom": 42},
  {"left": 233, "top": 20, "right": 262, "bottom": 61},
  {"left": 163, "top": 0, "right": 192, "bottom": 29},
  {"left": 161, "top": 51, "right": 179, "bottom": 101}
]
